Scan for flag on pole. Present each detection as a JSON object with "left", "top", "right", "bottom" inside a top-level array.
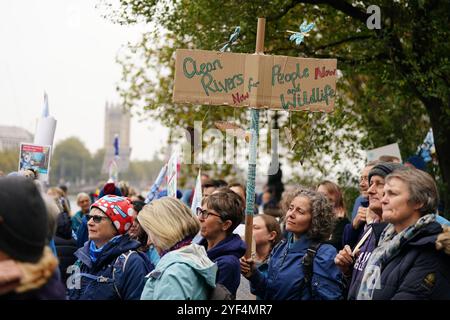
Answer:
[
  {"left": 167, "top": 152, "right": 178, "bottom": 198},
  {"left": 417, "top": 128, "right": 434, "bottom": 163},
  {"left": 108, "top": 159, "right": 118, "bottom": 182},
  {"left": 113, "top": 134, "right": 119, "bottom": 157},
  {"left": 145, "top": 164, "right": 168, "bottom": 204},
  {"left": 109, "top": 134, "right": 120, "bottom": 182},
  {"left": 190, "top": 169, "right": 202, "bottom": 215}
]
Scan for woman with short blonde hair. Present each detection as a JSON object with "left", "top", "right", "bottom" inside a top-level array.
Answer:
[
  {"left": 138, "top": 198, "right": 217, "bottom": 300},
  {"left": 138, "top": 197, "right": 200, "bottom": 252}
]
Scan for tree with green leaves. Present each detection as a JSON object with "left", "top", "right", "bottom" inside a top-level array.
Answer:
[
  {"left": 106, "top": 0, "right": 450, "bottom": 213},
  {"left": 51, "top": 137, "right": 93, "bottom": 185},
  {"left": 0, "top": 148, "right": 20, "bottom": 174},
  {"left": 51, "top": 137, "right": 165, "bottom": 192}
]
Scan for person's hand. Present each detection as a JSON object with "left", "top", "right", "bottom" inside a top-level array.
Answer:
[
  {"left": 334, "top": 245, "right": 354, "bottom": 276},
  {"left": 240, "top": 257, "right": 256, "bottom": 278},
  {"left": 352, "top": 207, "right": 367, "bottom": 229},
  {"left": 436, "top": 225, "right": 450, "bottom": 254},
  {"left": 365, "top": 208, "right": 379, "bottom": 225},
  {"left": 0, "top": 260, "right": 23, "bottom": 295}
]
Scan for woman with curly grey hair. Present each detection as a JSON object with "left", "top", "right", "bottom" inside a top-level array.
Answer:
[{"left": 240, "top": 187, "right": 343, "bottom": 300}]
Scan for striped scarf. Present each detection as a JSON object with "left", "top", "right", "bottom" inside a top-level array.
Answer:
[
  {"left": 159, "top": 235, "right": 194, "bottom": 258},
  {"left": 357, "top": 214, "right": 436, "bottom": 300}
]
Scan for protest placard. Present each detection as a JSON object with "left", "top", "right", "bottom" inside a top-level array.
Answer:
[
  {"left": 173, "top": 49, "right": 337, "bottom": 112},
  {"left": 366, "top": 142, "right": 402, "bottom": 162},
  {"left": 18, "top": 143, "right": 52, "bottom": 183}
]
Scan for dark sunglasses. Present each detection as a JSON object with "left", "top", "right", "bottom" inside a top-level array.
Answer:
[
  {"left": 86, "top": 215, "right": 108, "bottom": 223},
  {"left": 196, "top": 207, "right": 223, "bottom": 220}
]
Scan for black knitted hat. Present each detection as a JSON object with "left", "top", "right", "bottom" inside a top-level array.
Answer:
[
  {"left": 368, "top": 162, "right": 404, "bottom": 183},
  {"left": 0, "top": 177, "right": 48, "bottom": 263}
]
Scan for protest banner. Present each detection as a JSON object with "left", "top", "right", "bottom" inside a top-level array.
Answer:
[
  {"left": 18, "top": 143, "right": 52, "bottom": 183},
  {"left": 173, "top": 18, "right": 337, "bottom": 258}
]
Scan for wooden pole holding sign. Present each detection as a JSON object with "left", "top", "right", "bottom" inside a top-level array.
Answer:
[
  {"left": 243, "top": 18, "right": 265, "bottom": 260},
  {"left": 255, "top": 18, "right": 265, "bottom": 54}
]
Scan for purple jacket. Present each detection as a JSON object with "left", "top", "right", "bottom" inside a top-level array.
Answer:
[{"left": 347, "top": 222, "right": 387, "bottom": 299}]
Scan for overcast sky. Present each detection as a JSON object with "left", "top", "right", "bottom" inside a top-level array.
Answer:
[
  {"left": 0, "top": 0, "right": 369, "bottom": 186},
  {"left": 0, "top": 0, "right": 168, "bottom": 160}
]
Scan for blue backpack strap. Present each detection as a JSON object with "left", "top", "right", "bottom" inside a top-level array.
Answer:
[
  {"left": 111, "top": 250, "right": 137, "bottom": 299},
  {"left": 77, "top": 273, "right": 99, "bottom": 281},
  {"left": 111, "top": 249, "right": 153, "bottom": 299},
  {"left": 72, "top": 271, "right": 115, "bottom": 286}
]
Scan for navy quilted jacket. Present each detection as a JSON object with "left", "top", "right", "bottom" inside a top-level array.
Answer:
[
  {"left": 67, "top": 235, "right": 153, "bottom": 300},
  {"left": 370, "top": 222, "right": 450, "bottom": 300}
]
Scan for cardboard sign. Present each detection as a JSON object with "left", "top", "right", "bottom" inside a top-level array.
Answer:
[
  {"left": 173, "top": 49, "right": 337, "bottom": 112},
  {"left": 366, "top": 143, "right": 402, "bottom": 162},
  {"left": 167, "top": 152, "right": 178, "bottom": 198},
  {"left": 19, "top": 143, "right": 52, "bottom": 183}
]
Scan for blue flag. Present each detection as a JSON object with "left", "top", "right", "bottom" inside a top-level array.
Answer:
[
  {"left": 145, "top": 164, "right": 168, "bottom": 204},
  {"left": 113, "top": 134, "right": 119, "bottom": 157}
]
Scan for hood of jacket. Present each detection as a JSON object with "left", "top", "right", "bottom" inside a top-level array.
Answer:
[
  {"left": 153, "top": 243, "right": 217, "bottom": 287},
  {"left": 201, "top": 234, "right": 246, "bottom": 261},
  {"left": 391, "top": 221, "right": 443, "bottom": 252},
  {"left": 74, "top": 234, "right": 141, "bottom": 270}
]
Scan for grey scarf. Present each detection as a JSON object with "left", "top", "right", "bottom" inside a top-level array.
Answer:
[{"left": 357, "top": 214, "right": 436, "bottom": 300}]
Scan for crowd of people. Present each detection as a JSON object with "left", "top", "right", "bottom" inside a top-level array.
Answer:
[{"left": 1, "top": 158, "right": 450, "bottom": 300}]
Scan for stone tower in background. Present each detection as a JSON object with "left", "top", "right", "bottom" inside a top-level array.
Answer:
[{"left": 102, "top": 102, "right": 131, "bottom": 174}]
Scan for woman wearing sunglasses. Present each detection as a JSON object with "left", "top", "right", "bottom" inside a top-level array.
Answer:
[{"left": 68, "top": 195, "right": 153, "bottom": 300}]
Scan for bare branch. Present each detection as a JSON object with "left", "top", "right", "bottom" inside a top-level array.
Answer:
[
  {"left": 315, "top": 34, "right": 375, "bottom": 51},
  {"left": 266, "top": 0, "right": 369, "bottom": 24}
]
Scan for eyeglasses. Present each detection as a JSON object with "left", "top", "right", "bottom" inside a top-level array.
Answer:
[
  {"left": 360, "top": 176, "right": 369, "bottom": 182},
  {"left": 196, "top": 207, "right": 222, "bottom": 220},
  {"left": 86, "top": 215, "right": 108, "bottom": 224}
]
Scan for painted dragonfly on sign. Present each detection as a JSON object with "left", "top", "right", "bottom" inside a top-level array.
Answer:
[
  {"left": 287, "top": 21, "right": 315, "bottom": 46},
  {"left": 220, "top": 26, "right": 241, "bottom": 52}
]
